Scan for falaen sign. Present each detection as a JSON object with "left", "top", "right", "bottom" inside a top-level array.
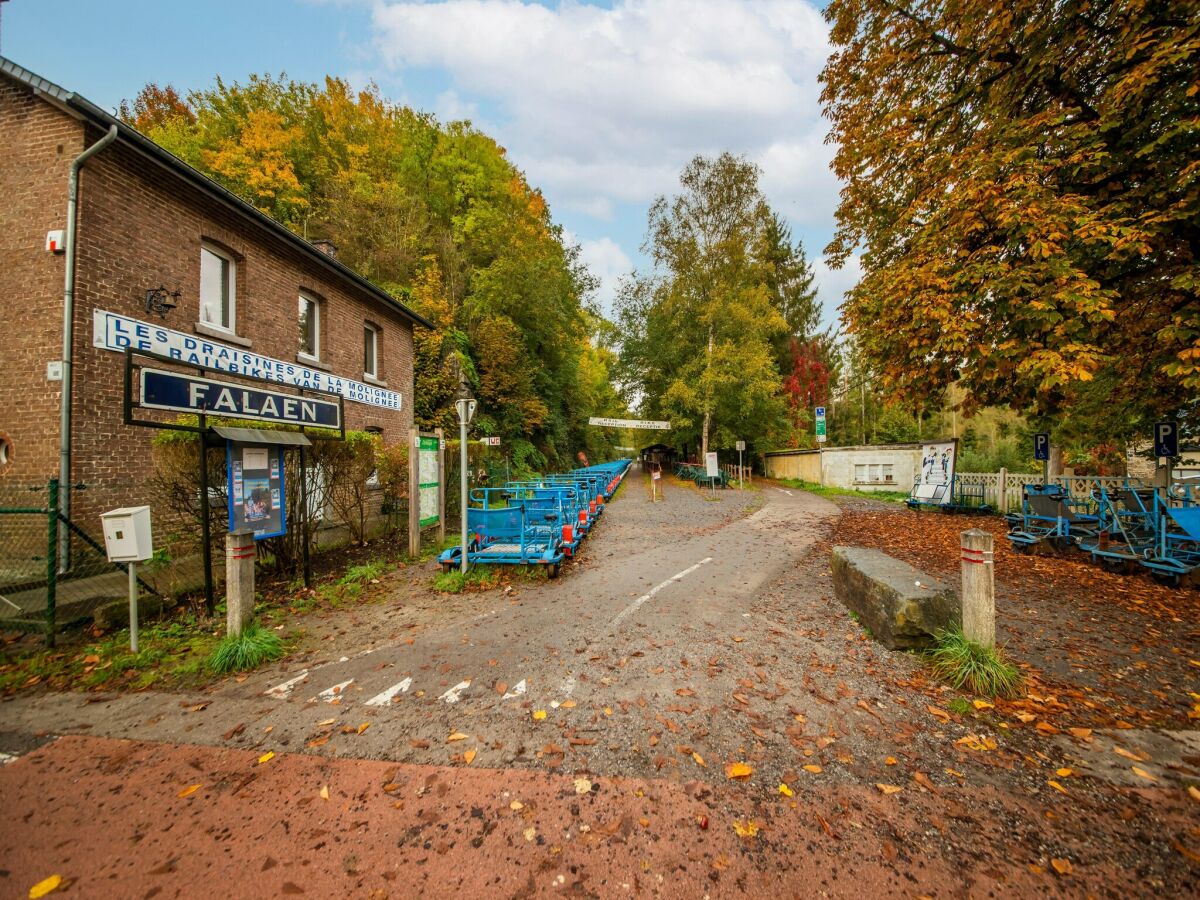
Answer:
[{"left": 140, "top": 368, "right": 341, "bottom": 429}]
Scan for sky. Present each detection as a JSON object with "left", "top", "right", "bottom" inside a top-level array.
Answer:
[{"left": 1, "top": 0, "right": 858, "bottom": 325}]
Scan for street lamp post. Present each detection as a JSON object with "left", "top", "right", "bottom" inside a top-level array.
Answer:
[{"left": 454, "top": 394, "right": 477, "bottom": 574}]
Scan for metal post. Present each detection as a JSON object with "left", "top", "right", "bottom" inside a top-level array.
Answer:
[
  {"left": 408, "top": 428, "right": 421, "bottom": 558},
  {"left": 436, "top": 428, "right": 446, "bottom": 547},
  {"left": 46, "top": 478, "right": 58, "bottom": 648},
  {"left": 198, "top": 420, "right": 214, "bottom": 615},
  {"left": 960, "top": 529, "right": 995, "bottom": 648},
  {"left": 738, "top": 448, "right": 743, "bottom": 488},
  {"left": 460, "top": 417, "right": 469, "bottom": 574},
  {"left": 300, "top": 445, "right": 312, "bottom": 588},
  {"left": 128, "top": 561, "right": 139, "bottom": 653}
]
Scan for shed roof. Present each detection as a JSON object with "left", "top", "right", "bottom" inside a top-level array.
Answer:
[{"left": 0, "top": 55, "right": 433, "bottom": 330}]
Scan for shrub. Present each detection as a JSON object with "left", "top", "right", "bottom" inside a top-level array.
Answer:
[
  {"left": 208, "top": 623, "right": 284, "bottom": 674},
  {"left": 927, "top": 627, "right": 1023, "bottom": 698}
]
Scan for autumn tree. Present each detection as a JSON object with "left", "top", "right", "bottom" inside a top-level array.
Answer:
[
  {"left": 821, "top": 0, "right": 1200, "bottom": 442},
  {"left": 618, "top": 153, "right": 789, "bottom": 456}
]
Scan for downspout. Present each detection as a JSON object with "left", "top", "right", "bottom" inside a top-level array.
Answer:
[{"left": 59, "top": 123, "right": 118, "bottom": 563}]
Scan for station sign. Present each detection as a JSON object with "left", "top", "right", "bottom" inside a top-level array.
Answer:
[
  {"left": 588, "top": 417, "right": 671, "bottom": 430},
  {"left": 140, "top": 368, "right": 341, "bottom": 429}
]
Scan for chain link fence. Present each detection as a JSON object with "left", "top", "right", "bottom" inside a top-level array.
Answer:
[{"left": 0, "top": 479, "right": 157, "bottom": 646}]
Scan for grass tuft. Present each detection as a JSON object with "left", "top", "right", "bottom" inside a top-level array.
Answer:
[
  {"left": 339, "top": 559, "right": 388, "bottom": 585},
  {"left": 207, "top": 623, "right": 284, "bottom": 674},
  {"left": 927, "top": 627, "right": 1024, "bottom": 698},
  {"left": 432, "top": 566, "right": 501, "bottom": 594}
]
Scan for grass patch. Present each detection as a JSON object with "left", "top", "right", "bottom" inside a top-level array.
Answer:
[
  {"left": 432, "top": 566, "right": 502, "bottom": 594},
  {"left": 339, "top": 559, "right": 388, "bottom": 585},
  {"left": 775, "top": 478, "right": 910, "bottom": 504},
  {"left": 927, "top": 627, "right": 1024, "bottom": 698},
  {"left": 207, "top": 623, "right": 284, "bottom": 674}
]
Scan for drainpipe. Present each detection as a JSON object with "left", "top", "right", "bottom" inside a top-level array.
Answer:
[{"left": 59, "top": 124, "right": 118, "bottom": 565}]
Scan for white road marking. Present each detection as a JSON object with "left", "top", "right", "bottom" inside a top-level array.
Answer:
[
  {"left": 610, "top": 557, "right": 714, "bottom": 628},
  {"left": 265, "top": 670, "right": 309, "bottom": 698},
  {"left": 776, "top": 488, "right": 793, "bottom": 496},
  {"left": 364, "top": 678, "right": 413, "bottom": 707},
  {"left": 439, "top": 680, "right": 471, "bottom": 703},
  {"left": 501, "top": 679, "right": 527, "bottom": 700},
  {"left": 316, "top": 679, "right": 355, "bottom": 702}
]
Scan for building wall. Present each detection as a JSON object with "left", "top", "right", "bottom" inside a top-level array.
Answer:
[
  {"left": 763, "top": 450, "right": 821, "bottom": 482},
  {"left": 0, "top": 78, "right": 83, "bottom": 486},
  {"left": 1, "top": 77, "right": 417, "bottom": 538},
  {"left": 819, "top": 445, "right": 921, "bottom": 492}
]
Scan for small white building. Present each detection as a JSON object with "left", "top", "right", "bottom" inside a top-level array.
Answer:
[{"left": 763, "top": 443, "right": 923, "bottom": 492}]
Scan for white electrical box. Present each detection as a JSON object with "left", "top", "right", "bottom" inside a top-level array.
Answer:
[
  {"left": 46, "top": 230, "right": 65, "bottom": 253},
  {"left": 100, "top": 506, "right": 153, "bottom": 562}
]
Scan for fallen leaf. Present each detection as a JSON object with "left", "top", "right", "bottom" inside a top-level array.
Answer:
[
  {"left": 725, "top": 761, "right": 753, "bottom": 780},
  {"left": 1068, "top": 727, "right": 1092, "bottom": 740},
  {"left": 523, "top": 827, "right": 537, "bottom": 842},
  {"left": 1050, "top": 858, "right": 1073, "bottom": 876},
  {"left": 1131, "top": 766, "right": 1156, "bottom": 782},
  {"left": 561, "top": 700, "right": 576, "bottom": 709},
  {"left": 731, "top": 636, "right": 745, "bottom": 643},
  {"left": 912, "top": 772, "right": 938, "bottom": 793},
  {"left": 955, "top": 734, "right": 998, "bottom": 752},
  {"left": 944, "top": 768, "right": 965, "bottom": 778},
  {"left": 692, "top": 752, "right": 706, "bottom": 767},
  {"left": 802, "top": 764, "right": 823, "bottom": 774},
  {"left": 603, "top": 707, "right": 613, "bottom": 716},
  {"left": 532, "top": 710, "right": 547, "bottom": 721},
  {"left": 320, "top": 785, "right": 329, "bottom": 801},
  {"left": 356, "top": 722, "right": 370, "bottom": 735},
  {"left": 258, "top": 751, "right": 275, "bottom": 765},
  {"left": 1056, "top": 768, "right": 1072, "bottom": 778},
  {"left": 675, "top": 688, "right": 695, "bottom": 697},
  {"left": 1113, "top": 746, "right": 1142, "bottom": 762},
  {"left": 1035, "top": 722, "right": 1060, "bottom": 735},
  {"left": 1188, "top": 785, "right": 1200, "bottom": 803},
  {"left": 510, "top": 800, "right": 524, "bottom": 811},
  {"left": 574, "top": 777, "right": 592, "bottom": 794},
  {"left": 177, "top": 783, "right": 202, "bottom": 798},
  {"left": 778, "top": 783, "right": 793, "bottom": 797},
  {"left": 464, "top": 749, "right": 477, "bottom": 765},
  {"left": 317, "top": 718, "right": 336, "bottom": 727},
  {"left": 732, "top": 818, "right": 760, "bottom": 837},
  {"left": 1014, "top": 712, "right": 1037, "bottom": 724},
  {"left": 28, "top": 875, "right": 63, "bottom": 899},
  {"left": 885, "top": 756, "right": 897, "bottom": 765},
  {"left": 83, "top": 654, "right": 100, "bottom": 664},
  {"left": 875, "top": 783, "right": 902, "bottom": 795},
  {"left": 494, "top": 682, "right": 507, "bottom": 695},
  {"left": 447, "top": 732, "right": 468, "bottom": 742},
  {"left": 926, "top": 705, "right": 951, "bottom": 722},
  {"left": 1047, "top": 780, "right": 1068, "bottom": 794},
  {"left": 973, "top": 700, "right": 994, "bottom": 710}
]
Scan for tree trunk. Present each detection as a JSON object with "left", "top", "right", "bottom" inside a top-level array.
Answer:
[{"left": 701, "top": 326, "right": 714, "bottom": 457}]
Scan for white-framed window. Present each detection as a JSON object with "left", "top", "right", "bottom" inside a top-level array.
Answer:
[
  {"left": 298, "top": 293, "right": 320, "bottom": 359},
  {"left": 363, "top": 323, "right": 379, "bottom": 378},
  {"left": 855, "top": 463, "right": 895, "bottom": 483},
  {"left": 199, "top": 243, "right": 236, "bottom": 332}
]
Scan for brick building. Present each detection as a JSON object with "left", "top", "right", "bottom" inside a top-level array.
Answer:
[{"left": 0, "top": 56, "right": 430, "bottom": 535}]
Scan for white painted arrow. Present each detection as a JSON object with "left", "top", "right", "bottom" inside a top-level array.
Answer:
[
  {"left": 501, "top": 679, "right": 527, "bottom": 700},
  {"left": 439, "top": 680, "right": 471, "bottom": 704},
  {"left": 265, "top": 670, "right": 309, "bottom": 698},
  {"left": 316, "top": 679, "right": 354, "bottom": 702}
]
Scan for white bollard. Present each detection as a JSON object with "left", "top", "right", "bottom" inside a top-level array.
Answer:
[{"left": 960, "top": 529, "right": 995, "bottom": 648}]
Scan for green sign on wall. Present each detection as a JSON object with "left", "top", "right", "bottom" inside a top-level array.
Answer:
[{"left": 418, "top": 436, "right": 440, "bottom": 527}]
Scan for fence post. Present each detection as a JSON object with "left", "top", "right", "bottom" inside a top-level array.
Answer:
[
  {"left": 960, "top": 529, "right": 995, "bottom": 648},
  {"left": 998, "top": 467, "right": 1008, "bottom": 512},
  {"left": 45, "top": 478, "right": 58, "bottom": 648}
]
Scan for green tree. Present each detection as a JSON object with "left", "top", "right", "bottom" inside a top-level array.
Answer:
[
  {"left": 618, "top": 153, "right": 788, "bottom": 455},
  {"left": 821, "top": 0, "right": 1199, "bottom": 440}
]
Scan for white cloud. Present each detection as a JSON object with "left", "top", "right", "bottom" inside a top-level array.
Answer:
[
  {"left": 572, "top": 235, "right": 634, "bottom": 315},
  {"left": 370, "top": 0, "right": 834, "bottom": 209}
]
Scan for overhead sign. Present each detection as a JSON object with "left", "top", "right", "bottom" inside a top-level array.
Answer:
[
  {"left": 1154, "top": 421, "right": 1179, "bottom": 458},
  {"left": 1034, "top": 433, "right": 1050, "bottom": 461},
  {"left": 140, "top": 368, "right": 341, "bottom": 429},
  {"left": 95, "top": 310, "right": 401, "bottom": 411},
  {"left": 588, "top": 417, "right": 670, "bottom": 430}
]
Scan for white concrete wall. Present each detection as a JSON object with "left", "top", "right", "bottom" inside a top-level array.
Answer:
[{"left": 819, "top": 445, "right": 922, "bottom": 492}]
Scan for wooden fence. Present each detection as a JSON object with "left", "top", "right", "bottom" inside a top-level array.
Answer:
[{"left": 956, "top": 471, "right": 1142, "bottom": 513}]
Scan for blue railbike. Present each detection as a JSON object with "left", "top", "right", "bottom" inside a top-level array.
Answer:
[
  {"left": 1006, "top": 483, "right": 1100, "bottom": 553},
  {"left": 1141, "top": 479, "right": 1200, "bottom": 587}
]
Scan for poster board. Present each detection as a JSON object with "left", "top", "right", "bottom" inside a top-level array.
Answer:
[
  {"left": 418, "top": 435, "right": 440, "bottom": 527},
  {"left": 915, "top": 440, "right": 957, "bottom": 505},
  {"left": 705, "top": 452, "right": 720, "bottom": 478},
  {"left": 226, "top": 442, "right": 286, "bottom": 539}
]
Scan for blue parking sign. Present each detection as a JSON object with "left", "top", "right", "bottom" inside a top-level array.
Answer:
[
  {"left": 1154, "top": 421, "right": 1178, "bottom": 458},
  {"left": 1034, "top": 433, "right": 1050, "bottom": 461}
]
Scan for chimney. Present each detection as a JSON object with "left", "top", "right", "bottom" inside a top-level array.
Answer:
[{"left": 311, "top": 239, "right": 338, "bottom": 260}]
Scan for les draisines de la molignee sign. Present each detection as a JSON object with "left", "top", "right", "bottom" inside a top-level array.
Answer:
[{"left": 140, "top": 368, "right": 341, "bottom": 430}]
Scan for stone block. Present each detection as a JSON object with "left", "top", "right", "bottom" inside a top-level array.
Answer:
[{"left": 830, "top": 546, "right": 959, "bottom": 649}]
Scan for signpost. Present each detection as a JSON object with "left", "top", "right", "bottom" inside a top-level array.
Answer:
[
  {"left": 1155, "top": 421, "right": 1178, "bottom": 489},
  {"left": 735, "top": 440, "right": 746, "bottom": 488},
  {"left": 455, "top": 397, "right": 477, "bottom": 574},
  {"left": 705, "top": 451, "right": 719, "bottom": 496},
  {"left": 815, "top": 406, "right": 827, "bottom": 444}
]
